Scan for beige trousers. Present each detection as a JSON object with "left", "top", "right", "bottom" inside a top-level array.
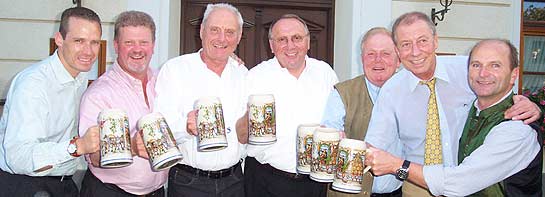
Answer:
[{"left": 402, "top": 181, "right": 434, "bottom": 197}]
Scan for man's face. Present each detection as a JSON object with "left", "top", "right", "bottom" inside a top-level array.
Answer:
[
  {"left": 362, "top": 33, "right": 400, "bottom": 87},
  {"left": 55, "top": 17, "right": 102, "bottom": 77},
  {"left": 468, "top": 41, "right": 517, "bottom": 107},
  {"left": 394, "top": 20, "right": 438, "bottom": 80},
  {"left": 114, "top": 26, "right": 155, "bottom": 78},
  {"left": 269, "top": 18, "right": 310, "bottom": 70},
  {"left": 200, "top": 8, "right": 241, "bottom": 62}
]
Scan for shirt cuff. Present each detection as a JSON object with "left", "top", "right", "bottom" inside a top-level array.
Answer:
[
  {"left": 423, "top": 164, "right": 445, "bottom": 196},
  {"left": 32, "top": 140, "right": 74, "bottom": 175}
]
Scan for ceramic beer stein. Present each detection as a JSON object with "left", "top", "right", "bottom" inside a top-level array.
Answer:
[
  {"left": 248, "top": 94, "right": 276, "bottom": 145},
  {"left": 98, "top": 109, "right": 133, "bottom": 168},
  {"left": 296, "top": 123, "right": 320, "bottom": 174},
  {"left": 332, "top": 138, "right": 371, "bottom": 193},
  {"left": 138, "top": 112, "right": 183, "bottom": 171},
  {"left": 194, "top": 97, "right": 227, "bottom": 152},
  {"left": 310, "top": 127, "right": 340, "bottom": 182}
]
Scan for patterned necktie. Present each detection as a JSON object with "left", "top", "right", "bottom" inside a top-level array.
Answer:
[{"left": 421, "top": 78, "right": 442, "bottom": 165}]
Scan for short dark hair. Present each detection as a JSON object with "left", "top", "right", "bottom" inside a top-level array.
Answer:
[
  {"left": 59, "top": 7, "right": 101, "bottom": 39},
  {"left": 468, "top": 39, "right": 519, "bottom": 70},
  {"left": 391, "top": 12, "right": 435, "bottom": 45},
  {"left": 268, "top": 14, "right": 309, "bottom": 39},
  {"left": 114, "top": 11, "right": 156, "bottom": 42}
]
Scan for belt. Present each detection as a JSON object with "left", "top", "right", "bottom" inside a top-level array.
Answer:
[
  {"left": 371, "top": 187, "right": 402, "bottom": 197},
  {"left": 174, "top": 161, "right": 241, "bottom": 179},
  {"left": 251, "top": 158, "right": 307, "bottom": 180}
]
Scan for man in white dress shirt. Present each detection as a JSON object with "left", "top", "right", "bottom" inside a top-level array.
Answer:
[
  {"left": 240, "top": 14, "right": 339, "bottom": 197},
  {"left": 0, "top": 7, "right": 102, "bottom": 196},
  {"left": 154, "top": 3, "right": 247, "bottom": 196}
]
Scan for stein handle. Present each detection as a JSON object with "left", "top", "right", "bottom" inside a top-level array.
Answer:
[{"left": 363, "top": 166, "right": 371, "bottom": 174}]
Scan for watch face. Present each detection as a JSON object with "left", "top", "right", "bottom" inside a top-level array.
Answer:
[
  {"left": 67, "top": 144, "right": 77, "bottom": 154},
  {"left": 396, "top": 168, "right": 408, "bottom": 180}
]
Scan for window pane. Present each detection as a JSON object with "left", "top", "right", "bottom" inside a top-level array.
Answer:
[{"left": 524, "top": 1, "right": 545, "bottom": 21}]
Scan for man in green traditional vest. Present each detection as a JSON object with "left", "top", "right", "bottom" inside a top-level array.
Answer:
[
  {"left": 365, "top": 39, "right": 542, "bottom": 196},
  {"left": 321, "top": 27, "right": 402, "bottom": 196}
]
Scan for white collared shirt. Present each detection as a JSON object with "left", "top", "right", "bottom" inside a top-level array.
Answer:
[
  {"left": 0, "top": 51, "right": 88, "bottom": 176},
  {"left": 154, "top": 49, "right": 248, "bottom": 171},
  {"left": 246, "top": 56, "right": 338, "bottom": 173}
]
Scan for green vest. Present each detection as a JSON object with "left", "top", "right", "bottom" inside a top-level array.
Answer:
[
  {"left": 327, "top": 75, "right": 374, "bottom": 197},
  {"left": 458, "top": 94, "right": 514, "bottom": 197}
]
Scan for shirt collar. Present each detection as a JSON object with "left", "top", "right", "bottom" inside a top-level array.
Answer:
[
  {"left": 273, "top": 55, "right": 310, "bottom": 76},
  {"left": 474, "top": 91, "right": 513, "bottom": 115},
  {"left": 112, "top": 60, "right": 156, "bottom": 86},
  {"left": 51, "top": 50, "right": 88, "bottom": 86},
  {"left": 197, "top": 48, "right": 238, "bottom": 76},
  {"left": 408, "top": 55, "right": 450, "bottom": 92},
  {"left": 365, "top": 77, "right": 380, "bottom": 104}
]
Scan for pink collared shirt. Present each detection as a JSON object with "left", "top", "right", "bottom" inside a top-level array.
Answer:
[{"left": 79, "top": 62, "right": 166, "bottom": 195}]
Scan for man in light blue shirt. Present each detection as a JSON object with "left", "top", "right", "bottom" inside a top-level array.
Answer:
[
  {"left": 0, "top": 7, "right": 102, "bottom": 196},
  {"left": 321, "top": 27, "right": 403, "bottom": 196},
  {"left": 363, "top": 12, "right": 541, "bottom": 197},
  {"left": 365, "top": 39, "right": 542, "bottom": 196}
]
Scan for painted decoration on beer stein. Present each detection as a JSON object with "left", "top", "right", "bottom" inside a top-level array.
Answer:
[
  {"left": 332, "top": 138, "right": 371, "bottom": 193},
  {"left": 138, "top": 112, "right": 183, "bottom": 171},
  {"left": 195, "top": 97, "right": 227, "bottom": 151},
  {"left": 310, "top": 127, "right": 340, "bottom": 182},
  {"left": 98, "top": 109, "right": 133, "bottom": 168},
  {"left": 296, "top": 123, "right": 319, "bottom": 174},
  {"left": 248, "top": 94, "right": 276, "bottom": 145}
]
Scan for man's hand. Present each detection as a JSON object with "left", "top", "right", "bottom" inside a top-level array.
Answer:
[
  {"left": 77, "top": 126, "right": 100, "bottom": 155},
  {"left": 230, "top": 53, "right": 245, "bottom": 66},
  {"left": 505, "top": 95, "right": 542, "bottom": 124},
  {"left": 88, "top": 152, "right": 100, "bottom": 167},
  {"left": 364, "top": 145, "right": 403, "bottom": 176},
  {"left": 131, "top": 131, "right": 149, "bottom": 159},
  {"left": 235, "top": 111, "right": 249, "bottom": 144},
  {"left": 186, "top": 110, "right": 198, "bottom": 136}
]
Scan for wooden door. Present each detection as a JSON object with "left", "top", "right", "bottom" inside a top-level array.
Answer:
[{"left": 180, "top": 0, "right": 334, "bottom": 69}]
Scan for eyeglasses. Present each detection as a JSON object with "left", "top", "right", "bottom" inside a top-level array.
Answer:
[{"left": 271, "top": 34, "right": 308, "bottom": 45}]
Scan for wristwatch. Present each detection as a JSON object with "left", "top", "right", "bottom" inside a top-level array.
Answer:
[
  {"left": 395, "top": 160, "right": 410, "bottom": 180},
  {"left": 67, "top": 137, "right": 81, "bottom": 157}
]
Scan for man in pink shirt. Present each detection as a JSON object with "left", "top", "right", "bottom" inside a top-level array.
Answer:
[{"left": 78, "top": 11, "right": 166, "bottom": 196}]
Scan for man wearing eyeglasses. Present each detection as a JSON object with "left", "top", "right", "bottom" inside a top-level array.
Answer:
[{"left": 240, "top": 14, "right": 339, "bottom": 197}]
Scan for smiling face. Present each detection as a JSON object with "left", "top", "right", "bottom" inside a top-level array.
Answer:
[
  {"left": 114, "top": 25, "right": 154, "bottom": 80},
  {"left": 468, "top": 40, "right": 518, "bottom": 109},
  {"left": 200, "top": 8, "right": 242, "bottom": 64},
  {"left": 394, "top": 19, "right": 438, "bottom": 80},
  {"left": 362, "top": 32, "right": 400, "bottom": 87},
  {"left": 269, "top": 18, "right": 310, "bottom": 73},
  {"left": 55, "top": 17, "right": 102, "bottom": 77}
]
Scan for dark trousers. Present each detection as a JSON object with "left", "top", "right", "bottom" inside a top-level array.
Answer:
[
  {"left": 0, "top": 169, "right": 78, "bottom": 197},
  {"left": 79, "top": 169, "right": 164, "bottom": 197},
  {"left": 244, "top": 157, "right": 327, "bottom": 197},
  {"left": 168, "top": 163, "right": 244, "bottom": 197}
]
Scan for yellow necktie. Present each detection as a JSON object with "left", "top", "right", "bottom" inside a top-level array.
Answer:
[{"left": 421, "top": 78, "right": 442, "bottom": 165}]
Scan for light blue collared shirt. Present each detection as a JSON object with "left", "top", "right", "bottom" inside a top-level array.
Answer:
[
  {"left": 321, "top": 77, "right": 380, "bottom": 131},
  {"left": 365, "top": 56, "right": 476, "bottom": 191},
  {"left": 0, "top": 51, "right": 88, "bottom": 176}
]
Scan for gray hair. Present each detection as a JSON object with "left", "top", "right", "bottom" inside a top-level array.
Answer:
[
  {"left": 202, "top": 3, "right": 243, "bottom": 32},
  {"left": 361, "top": 27, "right": 392, "bottom": 53},
  {"left": 268, "top": 14, "right": 310, "bottom": 39},
  {"left": 391, "top": 12, "right": 436, "bottom": 44}
]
